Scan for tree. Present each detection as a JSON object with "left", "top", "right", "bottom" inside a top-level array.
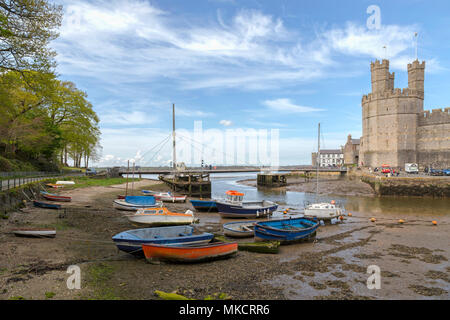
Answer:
[{"left": 0, "top": 0, "right": 62, "bottom": 73}]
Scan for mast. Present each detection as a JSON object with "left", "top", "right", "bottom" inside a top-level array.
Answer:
[
  {"left": 125, "top": 160, "right": 130, "bottom": 197},
  {"left": 172, "top": 103, "right": 176, "bottom": 171},
  {"left": 316, "top": 123, "right": 320, "bottom": 198}
]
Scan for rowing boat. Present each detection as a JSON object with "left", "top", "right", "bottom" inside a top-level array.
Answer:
[
  {"left": 254, "top": 217, "right": 319, "bottom": 243},
  {"left": 113, "top": 196, "right": 162, "bottom": 211},
  {"left": 125, "top": 207, "right": 195, "bottom": 227},
  {"left": 40, "top": 191, "right": 72, "bottom": 202},
  {"left": 112, "top": 226, "right": 213, "bottom": 255},
  {"left": 222, "top": 221, "right": 257, "bottom": 238},
  {"left": 13, "top": 229, "right": 56, "bottom": 238},
  {"left": 33, "top": 200, "right": 61, "bottom": 210},
  {"left": 142, "top": 242, "right": 238, "bottom": 264}
]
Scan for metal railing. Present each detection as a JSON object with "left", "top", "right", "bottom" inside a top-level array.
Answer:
[{"left": 0, "top": 171, "right": 84, "bottom": 192}]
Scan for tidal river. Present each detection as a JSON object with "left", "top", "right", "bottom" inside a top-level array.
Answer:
[{"left": 142, "top": 171, "right": 450, "bottom": 218}]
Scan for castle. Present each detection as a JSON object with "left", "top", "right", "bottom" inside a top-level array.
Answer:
[{"left": 357, "top": 59, "right": 450, "bottom": 169}]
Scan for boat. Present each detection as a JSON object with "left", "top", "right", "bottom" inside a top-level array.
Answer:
[
  {"left": 254, "top": 217, "right": 319, "bottom": 243},
  {"left": 223, "top": 221, "right": 257, "bottom": 238},
  {"left": 13, "top": 229, "right": 56, "bottom": 238},
  {"left": 189, "top": 199, "right": 218, "bottom": 212},
  {"left": 56, "top": 181, "right": 75, "bottom": 185},
  {"left": 33, "top": 200, "right": 61, "bottom": 210},
  {"left": 125, "top": 207, "right": 195, "bottom": 227},
  {"left": 214, "top": 235, "right": 280, "bottom": 254},
  {"left": 113, "top": 196, "right": 162, "bottom": 211},
  {"left": 142, "top": 242, "right": 238, "bottom": 264},
  {"left": 304, "top": 202, "right": 343, "bottom": 221},
  {"left": 216, "top": 190, "right": 278, "bottom": 219},
  {"left": 143, "top": 190, "right": 187, "bottom": 203},
  {"left": 40, "top": 191, "right": 72, "bottom": 202},
  {"left": 46, "top": 184, "right": 64, "bottom": 189},
  {"left": 304, "top": 123, "right": 344, "bottom": 221},
  {"left": 112, "top": 226, "right": 213, "bottom": 255}
]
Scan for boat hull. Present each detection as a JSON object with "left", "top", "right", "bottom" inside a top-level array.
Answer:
[
  {"left": 216, "top": 201, "right": 278, "bottom": 218},
  {"left": 189, "top": 200, "right": 218, "bottom": 211},
  {"left": 113, "top": 199, "right": 161, "bottom": 211},
  {"left": 41, "top": 192, "right": 71, "bottom": 202},
  {"left": 142, "top": 242, "right": 238, "bottom": 263},
  {"left": 13, "top": 229, "right": 56, "bottom": 238},
  {"left": 254, "top": 217, "right": 319, "bottom": 243},
  {"left": 304, "top": 208, "right": 343, "bottom": 220},
  {"left": 155, "top": 195, "right": 187, "bottom": 203},
  {"left": 126, "top": 214, "right": 194, "bottom": 227},
  {"left": 33, "top": 201, "right": 61, "bottom": 210},
  {"left": 223, "top": 221, "right": 256, "bottom": 238},
  {"left": 113, "top": 227, "right": 214, "bottom": 255}
]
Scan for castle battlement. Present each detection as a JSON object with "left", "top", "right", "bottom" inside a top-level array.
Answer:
[
  {"left": 370, "top": 59, "right": 390, "bottom": 70},
  {"left": 362, "top": 88, "right": 424, "bottom": 103},
  {"left": 407, "top": 60, "right": 425, "bottom": 70},
  {"left": 419, "top": 108, "right": 450, "bottom": 126}
]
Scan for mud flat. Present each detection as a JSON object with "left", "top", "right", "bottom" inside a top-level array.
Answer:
[{"left": 0, "top": 179, "right": 449, "bottom": 300}]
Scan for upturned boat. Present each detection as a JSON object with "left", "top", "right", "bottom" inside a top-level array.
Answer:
[
  {"left": 142, "top": 242, "right": 238, "bottom": 264},
  {"left": 40, "top": 191, "right": 72, "bottom": 202},
  {"left": 223, "top": 221, "right": 257, "bottom": 238},
  {"left": 254, "top": 217, "right": 319, "bottom": 243},
  {"left": 112, "top": 226, "right": 213, "bottom": 255},
  {"left": 189, "top": 199, "right": 218, "bottom": 212},
  {"left": 55, "top": 181, "right": 75, "bottom": 185},
  {"left": 33, "top": 200, "right": 61, "bottom": 210},
  {"left": 125, "top": 207, "right": 195, "bottom": 227},
  {"left": 13, "top": 229, "right": 56, "bottom": 238},
  {"left": 216, "top": 191, "right": 278, "bottom": 219},
  {"left": 113, "top": 196, "right": 162, "bottom": 211}
]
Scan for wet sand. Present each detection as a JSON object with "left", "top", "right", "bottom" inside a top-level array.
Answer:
[{"left": 0, "top": 179, "right": 449, "bottom": 300}]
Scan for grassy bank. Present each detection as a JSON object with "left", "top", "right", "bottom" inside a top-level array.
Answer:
[{"left": 50, "top": 177, "right": 141, "bottom": 189}]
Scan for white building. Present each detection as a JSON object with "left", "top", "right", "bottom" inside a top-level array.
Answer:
[{"left": 312, "top": 149, "right": 344, "bottom": 167}]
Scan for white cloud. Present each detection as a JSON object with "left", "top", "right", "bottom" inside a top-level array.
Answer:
[
  {"left": 101, "top": 110, "right": 158, "bottom": 126},
  {"left": 220, "top": 120, "right": 233, "bottom": 126},
  {"left": 263, "top": 99, "right": 323, "bottom": 113}
]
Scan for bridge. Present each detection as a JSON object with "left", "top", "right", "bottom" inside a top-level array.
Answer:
[{"left": 116, "top": 166, "right": 348, "bottom": 175}]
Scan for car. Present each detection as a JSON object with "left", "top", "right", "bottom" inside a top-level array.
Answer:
[
  {"left": 443, "top": 168, "right": 450, "bottom": 176},
  {"left": 429, "top": 168, "right": 443, "bottom": 176},
  {"left": 86, "top": 168, "right": 97, "bottom": 176}
]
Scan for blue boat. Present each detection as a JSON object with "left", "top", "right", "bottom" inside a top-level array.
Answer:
[
  {"left": 189, "top": 199, "right": 217, "bottom": 212},
  {"left": 113, "top": 195, "right": 161, "bottom": 211},
  {"left": 254, "top": 217, "right": 319, "bottom": 243},
  {"left": 33, "top": 200, "right": 61, "bottom": 210},
  {"left": 216, "top": 190, "right": 278, "bottom": 219},
  {"left": 112, "top": 226, "right": 214, "bottom": 256}
]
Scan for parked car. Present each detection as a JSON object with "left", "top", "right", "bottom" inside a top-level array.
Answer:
[
  {"left": 429, "top": 168, "right": 443, "bottom": 176},
  {"left": 86, "top": 168, "right": 97, "bottom": 176},
  {"left": 443, "top": 168, "right": 450, "bottom": 176},
  {"left": 405, "top": 163, "right": 419, "bottom": 174}
]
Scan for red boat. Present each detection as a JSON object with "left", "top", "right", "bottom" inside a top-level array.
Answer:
[
  {"left": 40, "top": 191, "right": 72, "bottom": 202},
  {"left": 142, "top": 242, "right": 238, "bottom": 264}
]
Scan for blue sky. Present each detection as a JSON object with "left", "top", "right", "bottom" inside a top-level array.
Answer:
[{"left": 52, "top": 0, "right": 450, "bottom": 166}]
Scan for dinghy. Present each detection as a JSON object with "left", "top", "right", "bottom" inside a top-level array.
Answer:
[
  {"left": 190, "top": 199, "right": 218, "bottom": 212},
  {"left": 113, "top": 196, "right": 162, "bottom": 211},
  {"left": 223, "top": 221, "right": 257, "bottom": 238},
  {"left": 254, "top": 217, "right": 319, "bottom": 243},
  {"left": 112, "top": 226, "right": 213, "bottom": 255},
  {"left": 33, "top": 200, "right": 61, "bottom": 210},
  {"left": 216, "top": 191, "right": 278, "bottom": 218},
  {"left": 142, "top": 242, "right": 238, "bottom": 264},
  {"left": 56, "top": 181, "right": 75, "bottom": 185},
  {"left": 46, "top": 184, "right": 64, "bottom": 189},
  {"left": 125, "top": 207, "right": 195, "bottom": 227},
  {"left": 13, "top": 229, "right": 56, "bottom": 238},
  {"left": 40, "top": 191, "right": 72, "bottom": 202}
]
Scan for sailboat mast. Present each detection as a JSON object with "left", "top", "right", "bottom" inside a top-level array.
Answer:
[
  {"left": 172, "top": 103, "right": 176, "bottom": 170},
  {"left": 316, "top": 123, "right": 320, "bottom": 197}
]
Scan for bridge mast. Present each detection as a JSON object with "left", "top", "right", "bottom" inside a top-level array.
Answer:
[{"left": 172, "top": 103, "right": 176, "bottom": 171}]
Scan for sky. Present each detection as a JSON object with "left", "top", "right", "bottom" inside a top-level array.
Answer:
[{"left": 51, "top": 0, "right": 450, "bottom": 167}]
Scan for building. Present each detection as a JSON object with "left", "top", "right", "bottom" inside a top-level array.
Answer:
[
  {"left": 343, "top": 135, "right": 360, "bottom": 165},
  {"left": 312, "top": 149, "right": 344, "bottom": 167},
  {"left": 359, "top": 59, "right": 450, "bottom": 169}
]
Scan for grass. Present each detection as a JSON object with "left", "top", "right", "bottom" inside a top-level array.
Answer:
[
  {"left": 45, "top": 292, "right": 56, "bottom": 299},
  {"left": 36, "top": 220, "right": 73, "bottom": 231},
  {"left": 84, "top": 263, "right": 122, "bottom": 300}
]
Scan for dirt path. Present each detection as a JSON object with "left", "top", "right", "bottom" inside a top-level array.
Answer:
[{"left": 0, "top": 179, "right": 448, "bottom": 300}]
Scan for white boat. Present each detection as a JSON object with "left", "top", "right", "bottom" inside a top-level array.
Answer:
[
  {"left": 142, "top": 190, "right": 187, "bottom": 203},
  {"left": 304, "top": 202, "right": 343, "bottom": 220},
  {"left": 304, "top": 123, "right": 344, "bottom": 221},
  {"left": 13, "top": 229, "right": 56, "bottom": 238},
  {"left": 125, "top": 208, "right": 195, "bottom": 227},
  {"left": 56, "top": 181, "right": 75, "bottom": 185},
  {"left": 113, "top": 199, "right": 162, "bottom": 211},
  {"left": 223, "top": 221, "right": 257, "bottom": 238}
]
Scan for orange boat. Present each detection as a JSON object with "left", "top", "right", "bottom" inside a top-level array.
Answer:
[
  {"left": 46, "top": 184, "right": 64, "bottom": 189},
  {"left": 142, "top": 242, "right": 238, "bottom": 264}
]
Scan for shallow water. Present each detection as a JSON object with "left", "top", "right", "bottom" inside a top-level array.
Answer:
[{"left": 141, "top": 172, "right": 450, "bottom": 217}]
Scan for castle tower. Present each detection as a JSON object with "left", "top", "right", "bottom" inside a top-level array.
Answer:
[
  {"left": 407, "top": 60, "right": 425, "bottom": 98},
  {"left": 360, "top": 60, "right": 425, "bottom": 168}
]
